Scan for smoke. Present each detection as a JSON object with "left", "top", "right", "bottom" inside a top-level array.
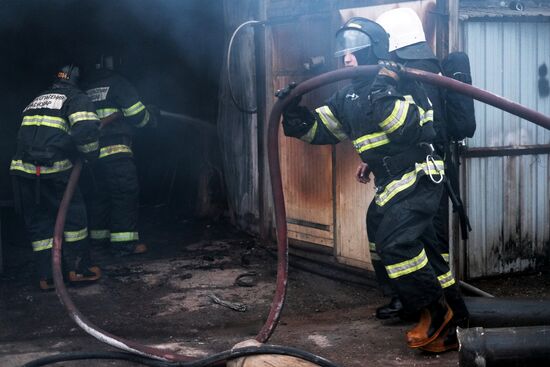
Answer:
[
  {"left": 0, "top": 0, "right": 226, "bottom": 206},
  {"left": 0, "top": 0, "right": 225, "bottom": 115}
]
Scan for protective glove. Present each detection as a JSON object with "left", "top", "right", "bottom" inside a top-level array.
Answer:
[
  {"left": 275, "top": 82, "right": 303, "bottom": 113},
  {"left": 355, "top": 162, "right": 371, "bottom": 184},
  {"left": 145, "top": 105, "right": 160, "bottom": 129},
  {"left": 275, "top": 82, "right": 297, "bottom": 99},
  {"left": 377, "top": 60, "right": 404, "bottom": 82}
]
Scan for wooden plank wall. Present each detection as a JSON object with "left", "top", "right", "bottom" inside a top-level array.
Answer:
[
  {"left": 270, "top": 15, "right": 337, "bottom": 247},
  {"left": 220, "top": 0, "right": 444, "bottom": 272}
]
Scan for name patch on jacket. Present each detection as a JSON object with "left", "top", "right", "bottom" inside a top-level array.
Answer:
[
  {"left": 86, "top": 87, "right": 110, "bottom": 102},
  {"left": 24, "top": 93, "right": 67, "bottom": 111}
]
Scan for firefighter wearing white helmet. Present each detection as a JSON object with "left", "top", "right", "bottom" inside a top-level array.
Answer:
[
  {"left": 376, "top": 7, "right": 435, "bottom": 60},
  {"left": 279, "top": 17, "right": 459, "bottom": 353},
  {"left": 357, "top": 7, "right": 470, "bottom": 354}
]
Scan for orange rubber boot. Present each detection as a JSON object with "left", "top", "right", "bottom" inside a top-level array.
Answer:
[
  {"left": 68, "top": 266, "right": 102, "bottom": 283},
  {"left": 406, "top": 297, "right": 453, "bottom": 348}
]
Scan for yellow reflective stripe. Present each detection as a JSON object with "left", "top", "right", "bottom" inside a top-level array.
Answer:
[
  {"left": 32, "top": 238, "right": 53, "bottom": 252},
  {"left": 441, "top": 253, "right": 450, "bottom": 263},
  {"left": 400, "top": 95, "right": 433, "bottom": 126},
  {"left": 64, "top": 227, "right": 88, "bottom": 242},
  {"left": 10, "top": 159, "right": 73, "bottom": 175},
  {"left": 300, "top": 121, "right": 318, "bottom": 143},
  {"left": 68, "top": 111, "right": 99, "bottom": 126},
  {"left": 386, "top": 249, "right": 428, "bottom": 279},
  {"left": 21, "top": 115, "right": 68, "bottom": 132},
  {"left": 369, "top": 242, "right": 377, "bottom": 251},
  {"left": 77, "top": 141, "right": 99, "bottom": 154},
  {"left": 420, "top": 109, "right": 434, "bottom": 126},
  {"left": 437, "top": 271, "right": 456, "bottom": 288},
  {"left": 379, "top": 99, "right": 409, "bottom": 134},
  {"left": 353, "top": 131, "right": 390, "bottom": 153},
  {"left": 99, "top": 145, "right": 132, "bottom": 158},
  {"left": 110, "top": 232, "right": 139, "bottom": 242},
  {"left": 96, "top": 108, "right": 120, "bottom": 118},
  {"left": 90, "top": 229, "right": 110, "bottom": 240},
  {"left": 315, "top": 106, "right": 347, "bottom": 141},
  {"left": 122, "top": 101, "right": 145, "bottom": 117},
  {"left": 375, "top": 160, "right": 445, "bottom": 206},
  {"left": 135, "top": 110, "right": 150, "bottom": 128}
]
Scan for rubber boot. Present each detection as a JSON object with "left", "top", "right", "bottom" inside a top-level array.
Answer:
[
  {"left": 36, "top": 250, "right": 54, "bottom": 290},
  {"left": 376, "top": 296, "right": 403, "bottom": 319},
  {"left": 420, "top": 314, "right": 468, "bottom": 353},
  {"left": 68, "top": 266, "right": 102, "bottom": 283},
  {"left": 115, "top": 243, "right": 147, "bottom": 256},
  {"left": 406, "top": 296, "right": 453, "bottom": 348},
  {"left": 39, "top": 278, "right": 55, "bottom": 291},
  {"left": 132, "top": 243, "right": 147, "bottom": 254},
  {"left": 420, "top": 323, "right": 459, "bottom": 353}
]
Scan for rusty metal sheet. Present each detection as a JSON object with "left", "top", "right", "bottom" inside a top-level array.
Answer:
[{"left": 462, "top": 20, "right": 550, "bottom": 278}]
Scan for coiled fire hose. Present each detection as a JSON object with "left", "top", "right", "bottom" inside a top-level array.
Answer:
[{"left": 38, "top": 66, "right": 549, "bottom": 366}]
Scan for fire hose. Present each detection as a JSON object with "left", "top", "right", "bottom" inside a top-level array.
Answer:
[{"left": 37, "top": 66, "right": 549, "bottom": 366}]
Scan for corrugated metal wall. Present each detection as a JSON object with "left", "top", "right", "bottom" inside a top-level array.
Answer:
[{"left": 462, "top": 20, "right": 550, "bottom": 278}]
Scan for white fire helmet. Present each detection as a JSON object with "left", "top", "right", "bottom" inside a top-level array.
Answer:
[{"left": 376, "top": 8, "right": 426, "bottom": 52}]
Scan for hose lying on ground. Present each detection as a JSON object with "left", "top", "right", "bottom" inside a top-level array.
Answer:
[{"left": 23, "top": 345, "right": 343, "bottom": 367}]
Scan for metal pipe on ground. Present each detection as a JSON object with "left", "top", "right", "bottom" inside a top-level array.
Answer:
[
  {"left": 464, "top": 297, "right": 550, "bottom": 328},
  {"left": 458, "top": 326, "right": 550, "bottom": 367}
]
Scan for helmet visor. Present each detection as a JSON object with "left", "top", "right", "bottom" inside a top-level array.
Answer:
[{"left": 334, "top": 29, "right": 372, "bottom": 57}]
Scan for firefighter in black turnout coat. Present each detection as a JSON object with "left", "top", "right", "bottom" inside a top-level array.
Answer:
[
  {"left": 279, "top": 18, "right": 455, "bottom": 351},
  {"left": 359, "top": 8, "right": 470, "bottom": 352},
  {"left": 83, "top": 57, "right": 151, "bottom": 256},
  {"left": 10, "top": 65, "right": 101, "bottom": 290}
]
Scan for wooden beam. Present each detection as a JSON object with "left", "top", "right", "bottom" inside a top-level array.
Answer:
[{"left": 448, "top": 0, "right": 459, "bottom": 52}]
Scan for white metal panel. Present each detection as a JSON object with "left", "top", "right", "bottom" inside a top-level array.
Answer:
[{"left": 462, "top": 21, "right": 550, "bottom": 278}]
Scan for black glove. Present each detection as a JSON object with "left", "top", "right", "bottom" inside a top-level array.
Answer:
[
  {"left": 275, "top": 82, "right": 297, "bottom": 99},
  {"left": 275, "top": 82, "right": 303, "bottom": 113},
  {"left": 377, "top": 60, "right": 404, "bottom": 81},
  {"left": 146, "top": 104, "right": 160, "bottom": 128}
]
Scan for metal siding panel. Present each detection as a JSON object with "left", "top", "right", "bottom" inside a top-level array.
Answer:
[
  {"left": 519, "top": 23, "right": 539, "bottom": 146},
  {"left": 466, "top": 21, "right": 487, "bottom": 148},
  {"left": 485, "top": 22, "right": 504, "bottom": 147},
  {"left": 466, "top": 158, "right": 485, "bottom": 277},
  {"left": 536, "top": 22, "right": 550, "bottom": 144},
  {"left": 502, "top": 22, "right": 521, "bottom": 146},
  {"left": 463, "top": 21, "right": 550, "bottom": 277}
]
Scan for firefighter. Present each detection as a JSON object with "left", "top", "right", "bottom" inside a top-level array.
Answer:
[
  {"left": 279, "top": 17, "right": 454, "bottom": 351},
  {"left": 356, "top": 8, "right": 469, "bottom": 352},
  {"left": 10, "top": 65, "right": 101, "bottom": 290},
  {"left": 82, "top": 56, "right": 151, "bottom": 256}
]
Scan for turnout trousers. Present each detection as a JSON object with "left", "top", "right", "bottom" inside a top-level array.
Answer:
[
  {"left": 16, "top": 172, "right": 90, "bottom": 280},
  {"left": 85, "top": 157, "right": 140, "bottom": 254},
  {"left": 371, "top": 177, "right": 466, "bottom": 315}
]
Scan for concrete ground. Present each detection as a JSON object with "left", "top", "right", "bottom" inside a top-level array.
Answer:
[{"left": 2, "top": 213, "right": 544, "bottom": 367}]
